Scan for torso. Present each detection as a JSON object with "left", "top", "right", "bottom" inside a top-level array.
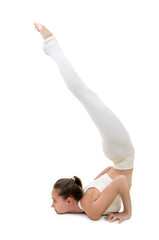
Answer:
[
  {"left": 80, "top": 168, "right": 133, "bottom": 211},
  {"left": 107, "top": 167, "right": 133, "bottom": 190}
]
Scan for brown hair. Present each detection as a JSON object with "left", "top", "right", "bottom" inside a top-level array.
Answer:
[{"left": 53, "top": 176, "right": 83, "bottom": 201}]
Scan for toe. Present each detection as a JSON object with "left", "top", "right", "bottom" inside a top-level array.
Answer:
[
  {"left": 34, "top": 22, "right": 42, "bottom": 31},
  {"left": 34, "top": 22, "right": 39, "bottom": 30}
]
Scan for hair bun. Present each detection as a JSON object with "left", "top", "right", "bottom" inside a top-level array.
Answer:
[{"left": 73, "top": 176, "right": 83, "bottom": 188}]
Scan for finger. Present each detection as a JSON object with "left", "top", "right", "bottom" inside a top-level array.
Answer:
[
  {"left": 105, "top": 214, "right": 111, "bottom": 220},
  {"left": 107, "top": 214, "right": 114, "bottom": 221},
  {"left": 109, "top": 216, "right": 117, "bottom": 223},
  {"left": 106, "top": 212, "right": 118, "bottom": 219},
  {"left": 118, "top": 218, "right": 123, "bottom": 224}
]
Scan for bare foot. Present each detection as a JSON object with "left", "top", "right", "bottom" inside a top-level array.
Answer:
[{"left": 34, "top": 22, "right": 53, "bottom": 40}]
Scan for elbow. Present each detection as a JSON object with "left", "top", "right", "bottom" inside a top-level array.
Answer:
[
  {"left": 88, "top": 213, "right": 101, "bottom": 221},
  {"left": 118, "top": 175, "right": 127, "bottom": 182},
  {"left": 116, "top": 175, "right": 127, "bottom": 186},
  {"left": 90, "top": 216, "right": 101, "bottom": 221},
  {"left": 85, "top": 205, "right": 102, "bottom": 221}
]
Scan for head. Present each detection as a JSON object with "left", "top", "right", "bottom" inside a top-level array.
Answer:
[{"left": 51, "top": 176, "right": 83, "bottom": 214}]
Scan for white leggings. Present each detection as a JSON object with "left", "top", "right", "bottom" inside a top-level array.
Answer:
[{"left": 43, "top": 36, "right": 135, "bottom": 170}]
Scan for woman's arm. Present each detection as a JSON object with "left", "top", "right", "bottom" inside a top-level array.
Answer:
[
  {"left": 83, "top": 175, "right": 132, "bottom": 222},
  {"left": 94, "top": 166, "right": 113, "bottom": 180}
]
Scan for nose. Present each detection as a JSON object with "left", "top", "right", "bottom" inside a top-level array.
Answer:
[{"left": 51, "top": 202, "right": 54, "bottom": 208}]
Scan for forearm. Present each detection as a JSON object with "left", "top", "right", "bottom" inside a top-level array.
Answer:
[{"left": 118, "top": 176, "right": 132, "bottom": 215}]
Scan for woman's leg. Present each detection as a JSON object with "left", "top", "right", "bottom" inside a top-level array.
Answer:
[{"left": 35, "top": 24, "right": 134, "bottom": 169}]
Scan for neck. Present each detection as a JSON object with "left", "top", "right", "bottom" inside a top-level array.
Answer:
[{"left": 69, "top": 200, "right": 84, "bottom": 213}]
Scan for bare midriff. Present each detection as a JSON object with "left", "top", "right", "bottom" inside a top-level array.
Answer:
[{"left": 107, "top": 168, "right": 133, "bottom": 190}]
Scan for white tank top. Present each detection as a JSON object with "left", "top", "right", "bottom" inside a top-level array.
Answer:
[{"left": 78, "top": 173, "right": 122, "bottom": 215}]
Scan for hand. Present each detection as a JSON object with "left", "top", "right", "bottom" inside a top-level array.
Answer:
[{"left": 104, "top": 211, "right": 131, "bottom": 224}]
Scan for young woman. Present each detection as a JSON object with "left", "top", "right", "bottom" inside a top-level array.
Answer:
[{"left": 34, "top": 22, "right": 135, "bottom": 224}]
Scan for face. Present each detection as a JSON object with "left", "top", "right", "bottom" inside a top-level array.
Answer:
[{"left": 51, "top": 188, "right": 71, "bottom": 214}]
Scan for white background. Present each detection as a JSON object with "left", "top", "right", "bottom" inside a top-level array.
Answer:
[{"left": 0, "top": 0, "right": 159, "bottom": 239}]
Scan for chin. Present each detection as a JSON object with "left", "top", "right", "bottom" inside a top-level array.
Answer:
[{"left": 55, "top": 210, "right": 65, "bottom": 214}]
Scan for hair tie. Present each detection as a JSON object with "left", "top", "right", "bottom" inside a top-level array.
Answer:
[{"left": 72, "top": 177, "right": 75, "bottom": 181}]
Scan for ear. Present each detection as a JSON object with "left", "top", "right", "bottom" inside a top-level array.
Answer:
[{"left": 67, "top": 197, "right": 73, "bottom": 205}]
